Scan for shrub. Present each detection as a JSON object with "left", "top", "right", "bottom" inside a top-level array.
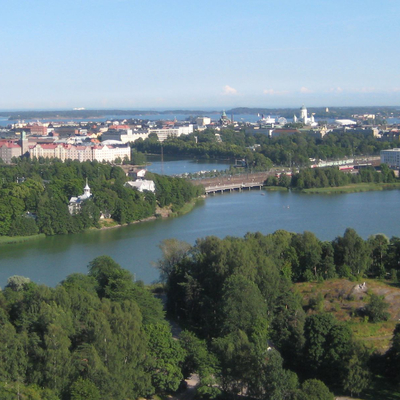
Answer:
[{"left": 363, "top": 294, "right": 390, "bottom": 323}]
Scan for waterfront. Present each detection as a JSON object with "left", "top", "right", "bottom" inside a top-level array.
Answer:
[{"left": 0, "top": 188, "right": 399, "bottom": 288}]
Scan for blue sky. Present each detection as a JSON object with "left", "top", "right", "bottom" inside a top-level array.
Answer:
[{"left": 1, "top": 0, "right": 399, "bottom": 109}]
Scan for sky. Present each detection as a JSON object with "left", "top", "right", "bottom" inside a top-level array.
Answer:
[{"left": 1, "top": 0, "right": 400, "bottom": 110}]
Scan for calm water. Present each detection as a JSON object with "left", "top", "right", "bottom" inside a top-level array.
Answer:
[
  {"left": 145, "top": 156, "right": 231, "bottom": 176},
  {"left": 0, "top": 189, "right": 399, "bottom": 288}
]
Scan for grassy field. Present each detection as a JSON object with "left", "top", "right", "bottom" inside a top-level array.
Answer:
[
  {"left": 296, "top": 278, "right": 400, "bottom": 352},
  {"left": 170, "top": 198, "right": 204, "bottom": 217},
  {"left": 296, "top": 278, "right": 400, "bottom": 399},
  {"left": 302, "top": 182, "right": 400, "bottom": 194},
  {"left": 264, "top": 186, "right": 289, "bottom": 191},
  {"left": 0, "top": 234, "right": 46, "bottom": 245}
]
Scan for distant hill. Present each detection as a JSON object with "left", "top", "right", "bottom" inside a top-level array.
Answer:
[
  {"left": 0, "top": 106, "right": 398, "bottom": 121},
  {"left": 0, "top": 109, "right": 218, "bottom": 120}
]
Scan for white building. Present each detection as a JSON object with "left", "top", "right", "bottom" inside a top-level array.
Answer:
[
  {"left": 149, "top": 125, "right": 194, "bottom": 142},
  {"left": 29, "top": 143, "right": 131, "bottom": 163},
  {"left": 102, "top": 129, "right": 150, "bottom": 143},
  {"left": 293, "top": 105, "right": 317, "bottom": 126},
  {"left": 196, "top": 117, "right": 211, "bottom": 126},
  {"left": 381, "top": 148, "right": 400, "bottom": 168},
  {"left": 68, "top": 180, "right": 92, "bottom": 214},
  {"left": 335, "top": 119, "right": 357, "bottom": 126},
  {"left": 124, "top": 180, "right": 156, "bottom": 192}
]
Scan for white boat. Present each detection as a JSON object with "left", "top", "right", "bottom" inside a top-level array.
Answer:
[{"left": 258, "top": 115, "right": 276, "bottom": 124}]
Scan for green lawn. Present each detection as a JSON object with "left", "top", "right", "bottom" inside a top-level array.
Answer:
[
  {"left": 302, "top": 183, "right": 400, "bottom": 194},
  {"left": 0, "top": 234, "right": 46, "bottom": 245}
]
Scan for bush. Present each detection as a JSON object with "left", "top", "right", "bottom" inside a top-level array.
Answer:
[{"left": 363, "top": 294, "right": 390, "bottom": 323}]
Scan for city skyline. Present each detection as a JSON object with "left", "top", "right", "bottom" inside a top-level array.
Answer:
[{"left": 2, "top": 0, "right": 400, "bottom": 109}]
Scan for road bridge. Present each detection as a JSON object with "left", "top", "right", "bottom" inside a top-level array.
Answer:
[
  {"left": 204, "top": 182, "right": 264, "bottom": 195},
  {"left": 192, "top": 171, "right": 272, "bottom": 195}
]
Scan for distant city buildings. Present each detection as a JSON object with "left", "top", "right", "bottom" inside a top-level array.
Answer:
[
  {"left": 1, "top": 107, "right": 399, "bottom": 170},
  {"left": 0, "top": 134, "right": 131, "bottom": 163}
]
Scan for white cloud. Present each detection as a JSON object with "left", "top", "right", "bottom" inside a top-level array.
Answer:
[
  {"left": 300, "top": 87, "right": 313, "bottom": 94},
  {"left": 223, "top": 85, "right": 238, "bottom": 95},
  {"left": 263, "top": 89, "right": 289, "bottom": 95},
  {"left": 329, "top": 87, "right": 343, "bottom": 93},
  {"left": 355, "top": 87, "right": 376, "bottom": 93}
]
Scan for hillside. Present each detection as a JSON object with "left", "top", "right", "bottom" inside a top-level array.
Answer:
[{"left": 296, "top": 278, "right": 400, "bottom": 351}]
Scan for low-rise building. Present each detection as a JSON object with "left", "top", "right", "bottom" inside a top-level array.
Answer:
[
  {"left": 0, "top": 140, "right": 22, "bottom": 163},
  {"left": 381, "top": 148, "right": 400, "bottom": 168},
  {"left": 29, "top": 143, "right": 131, "bottom": 163},
  {"left": 68, "top": 181, "right": 92, "bottom": 214},
  {"left": 124, "top": 180, "right": 156, "bottom": 192},
  {"left": 149, "top": 125, "right": 193, "bottom": 142},
  {"left": 101, "top": 128, "right": 149, "bottom": 143},
  {"left": 196, "top": 116, "right": 211, "bottom": 126}
]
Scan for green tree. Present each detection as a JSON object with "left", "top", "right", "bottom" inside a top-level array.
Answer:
[
  {"left": 70, "top": 378, "right": 100, "bottom": 400},
  {"left": 368, "top": 234, "right": 389, "bottom": 278},
  {"left": 145, "top": 323, "right": 185, "bottom": 393},
  {"left": 297, "top": 379, "right": 334, "bottom": 400},
  {"left": 220, "top": 274, "right": 268, "bottom": 336},
  {"left": 5, "top": 275, "right": 31, "bottom": 291},
  {"left": 342, "top": 346, "right": 370, "bottom": 397},
  {"left": 156, "top": 238, "right": 191, "bottom": 283},
  {"left": 385, "top": 324, "right": 400, "bottom": 382},
  {"left": 333, "top": 228, "right": 371, "bottom": 276},
  {"left": 364, "top": 293, "right": 390, "bottom": 322},
  {"left": 303, "top": 314, "right": 353, "bottom": 386}
]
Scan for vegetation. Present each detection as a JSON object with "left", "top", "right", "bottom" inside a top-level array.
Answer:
[
  {"left": 158, "top": 228, "right": 400, "bottom": 399},
  {"left": 0, "top": 158, "right": 203, "bottom": 237},
  {"left": 134, "top": 127, "right": 398, "bottom": 168},
  {"left": 2, "top": 227, "right": 400, "bottom": 398}
]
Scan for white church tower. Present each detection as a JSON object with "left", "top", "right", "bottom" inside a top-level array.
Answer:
[
  {"left": 83, "top": 178, "right": 91, "bottom": 198},
  {"left": 300, "top": 105, "right": 308, "bottom": 124}
]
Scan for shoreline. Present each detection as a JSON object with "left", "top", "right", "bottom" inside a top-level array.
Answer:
[
  {"left": 0, "top": 198, "right": 202, "bottom": 244},
  {"left": 301, "top": 183, "right": 400, "bottom": 194},
  {"left": 0, "top": 183, "right": 398, "bottom": 244}
]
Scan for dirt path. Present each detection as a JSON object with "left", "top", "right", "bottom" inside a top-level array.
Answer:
[{"left": 170, "top": 375, "right": 200, "bottom": 400}]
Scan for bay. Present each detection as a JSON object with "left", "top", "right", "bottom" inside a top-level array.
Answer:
[
  {"left": 145, "top": 155, "right": 231, "bottom": 176},
  {"left": 0, "top": 188, "right": 399, "bottom": 288}
]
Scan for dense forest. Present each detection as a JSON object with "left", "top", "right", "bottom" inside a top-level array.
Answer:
[
  {"left": 134, "top": 128, "right": 398, "bottom": 168},
  {"left": 0, "top": 159, "right": 203, "bottom": 237},
  {"left": 2, "top": 229, "right": 400, "bottom": 399},
  {"left": 161, "top": 229, "right": 400, "bottom": 399}
]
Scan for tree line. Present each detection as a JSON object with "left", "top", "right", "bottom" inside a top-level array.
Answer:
[
  {"left": 134, "top": 128, "right": 398, "bottom": 168},
  {"left": 266, "top": 164, "right": 397, "bottom": 190},
  {"left": 160, "top": 230, "right": 400, "bottom": 398},
  {"left": 0, "top": 158, "right": 203, "bottom": 237},
  {"left": 2, "top": 228, "right": 400, "bottom": 399},
  {"left": 0, "top": 256, "right": 182, "bottom": 399}
]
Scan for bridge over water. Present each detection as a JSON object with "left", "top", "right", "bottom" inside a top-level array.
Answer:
[{"left": 192, "top": 172, "right": 273, "bottom": 195}]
